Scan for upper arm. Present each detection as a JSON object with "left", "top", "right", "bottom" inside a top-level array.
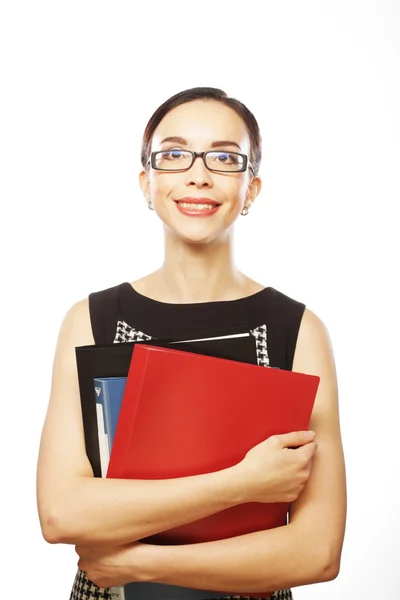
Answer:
[
  {"left": 288, "top": 308, "right": 347, "bottom": 574},
  {"left": 36, "top": 298, "right": 96, "bottom": 538}
]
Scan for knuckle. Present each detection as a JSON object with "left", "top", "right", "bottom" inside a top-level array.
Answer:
[
  {"left": 296, "top": 453, "right": 307, "bottom": 467},
  {"left": 268, "top": 436, "right": 279, "bottom": 449},
  {"left": 302, "top": 448, "right": 314, "bottom": 463}
]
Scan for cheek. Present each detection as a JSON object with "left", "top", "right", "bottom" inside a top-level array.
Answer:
[
  {"left": 150, "top": 177, "right": 167, "bottom": 196},
  {"left": 239, "top": 177, "right": 251, "bottom": 196},
  {"left": 225, "top": 179, "right": 248, "bottom": 204},
  {"left": 150, "top": 174, "right": 180, "bottom": 201}
]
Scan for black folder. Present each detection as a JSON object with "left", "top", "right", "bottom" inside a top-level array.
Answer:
[{"left": 75, "top": 329, "right": 258, "bottom": 477}]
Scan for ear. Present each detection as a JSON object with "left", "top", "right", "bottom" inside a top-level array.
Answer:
[
  {"left": 139, "top": 169, "right": 151, "bottom": 203},
  {"left": 245, "top": 176, "right": 262, "bottom": 210}
]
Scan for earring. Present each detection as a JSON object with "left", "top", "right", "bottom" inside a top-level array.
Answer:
[
  {"left": 241, "top": 206, "right": 249, "bottom": 216},
  {"left": 147, "top": 200, "right": 154, "bottom": 210}
]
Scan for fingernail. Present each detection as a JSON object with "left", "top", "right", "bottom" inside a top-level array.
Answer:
[{"left": 305, "top": 431, "right": 315, "bottom": 438}]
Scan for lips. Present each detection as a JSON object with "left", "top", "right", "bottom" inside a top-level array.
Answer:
[
  {"left": 174, "top": 197, "right": 221, "bottom": 207},
  {"left": 174, "top": 198, "right": 222, "bottom": 217}
]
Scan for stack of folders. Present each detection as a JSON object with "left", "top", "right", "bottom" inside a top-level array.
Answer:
[{"left": 75, "top": 332, "right": 320, "bottom": 600}]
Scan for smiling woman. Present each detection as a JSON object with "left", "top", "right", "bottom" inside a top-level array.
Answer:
[
  {"left": 137, "top": 95, "right": 261, "bottom": 249},
  {"left": 36, "top": 87, "right": 346, "bottom": 600}
]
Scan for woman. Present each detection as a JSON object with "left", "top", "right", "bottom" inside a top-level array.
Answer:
[{"left": 36, "top": 86, "right": 346, "bottom": 600}]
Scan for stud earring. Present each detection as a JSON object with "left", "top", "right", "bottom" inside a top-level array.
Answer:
[
  {"left": 147, "top": 200, "right": 154, "bottom": 210},
  {"left": 241, "top": 206, "right": 249, "bottom": 216}
]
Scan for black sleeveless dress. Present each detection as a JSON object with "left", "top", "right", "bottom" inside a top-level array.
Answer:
[{"left": 70, "top": 282, "right": 306, "bottom": 600}]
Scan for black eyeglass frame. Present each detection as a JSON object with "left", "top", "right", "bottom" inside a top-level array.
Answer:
[{"left": 148, "top": 150, "right": 254, "bottom": 174}]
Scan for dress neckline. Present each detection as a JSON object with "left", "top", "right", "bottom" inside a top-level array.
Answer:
[{"left": 122, "top": 281, "right": 273, "bottom": 309}]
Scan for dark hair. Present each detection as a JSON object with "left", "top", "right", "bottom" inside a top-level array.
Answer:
[{"left": 140, "top": 87, "right": 262, "bottom": 177}]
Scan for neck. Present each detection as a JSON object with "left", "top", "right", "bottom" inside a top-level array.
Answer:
[{"left": 153, "top": 231, "right": 248, "bottom": 304}]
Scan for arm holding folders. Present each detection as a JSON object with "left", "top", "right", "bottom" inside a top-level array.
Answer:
[
  {"left": 38, "top": 303, "right": 266, "bottom": 549},
  {"left": 107, "top": 344, "right": 320, "bottom": 545},
  {"left": 38, "top": 299, "right": 317, "bottom": 550}
]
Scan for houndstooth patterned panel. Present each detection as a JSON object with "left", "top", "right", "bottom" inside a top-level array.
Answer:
[
  {"left": 69, "top": 568, "right": 111, "bottom": 599},
  {"left": 114, "top": 320, "right": 270, "bottom": 367},
  {"left": 113, "top": 320, "right": 154, "bottom": 344},
  {"left": 70, "top": 569, "right": 293, "bottom": 599},
  {"left": 250, "top": 324, "right": 270, "bottom": 368}
]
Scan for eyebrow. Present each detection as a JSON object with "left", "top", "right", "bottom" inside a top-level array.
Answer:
[{"left": 159, "top": 136, "right": 242, "bottom": 150}]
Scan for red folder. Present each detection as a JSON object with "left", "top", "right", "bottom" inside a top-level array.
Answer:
[{"left": 107, "top": 344, "right": 320, "bottom": 545}]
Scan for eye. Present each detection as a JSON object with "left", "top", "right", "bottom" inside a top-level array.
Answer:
[
  {"left": 161, "top": 149, "right": 187, "bottom": 160},
  {"left": 211, "top": 152, "right": 240, "bottom": 165}
]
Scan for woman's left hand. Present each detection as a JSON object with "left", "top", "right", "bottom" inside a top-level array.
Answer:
[{"left": 75, "top": 541, "right": 150, "bottom": 588}]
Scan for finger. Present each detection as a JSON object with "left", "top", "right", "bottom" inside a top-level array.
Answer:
[
  {"left": 294, "top": 440, "right": 318, "bottom": 459},
  {"left": 280, "top": 430, "right": 315, "bottom": 449}
]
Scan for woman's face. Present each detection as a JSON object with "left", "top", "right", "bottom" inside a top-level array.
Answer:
[{"left": 139, "top": 99, "right": 261, "bottom": 245}]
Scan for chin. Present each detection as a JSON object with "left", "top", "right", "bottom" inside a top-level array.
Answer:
[
  {"left": 184, "top": 236, "right": 216, "bottom": 246},
  {"left": 166, "top": 224, "right": 229, "bottom": 246},
  {"left": 179, "top": 232, "right": 219, "bottom": 245}
]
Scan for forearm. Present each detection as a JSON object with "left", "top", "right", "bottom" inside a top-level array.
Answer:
[
  {"left": 41, "top": 467, "right": 244, "bottom": 546},
  {"left": 140, "top": 524, "right": 333, "bottom": 593}
]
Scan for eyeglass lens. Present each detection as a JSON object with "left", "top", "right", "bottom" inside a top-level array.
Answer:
[{"left": 154, "top": 150, "right": 245, "bottom": 172}]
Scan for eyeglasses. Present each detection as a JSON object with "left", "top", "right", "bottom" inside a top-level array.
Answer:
[{"left": 148, "top": 150, "right": 254, "bottom": 173}]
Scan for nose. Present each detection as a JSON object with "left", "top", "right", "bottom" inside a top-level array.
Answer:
[{"left": 185, "top": 155, "right": 213, "bottom": 187}]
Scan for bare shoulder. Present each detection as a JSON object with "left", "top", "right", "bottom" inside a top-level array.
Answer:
[
  {"left": 292, "top": 306, "right": 340, "bottom": 437},
  {"left": 47, "top": 295, "right": 95, "bottom": 434},
  {"left": 56, "top": 297, "right": 94, "bottom": 348},
  {"left": 293, "top": 307, "right": 337, "bottom": 382}
]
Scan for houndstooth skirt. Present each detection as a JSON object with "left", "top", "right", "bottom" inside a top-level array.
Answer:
[{"left": 69, "top": 569, "right": 293, "bottom": 600}]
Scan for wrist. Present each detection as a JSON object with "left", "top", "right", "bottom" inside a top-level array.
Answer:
[
  {"left": 135, "top": 542, "right": 165, "bottom": 583},
  {"left": 219, "top": 463, "right": 248, "bottom": 506}
]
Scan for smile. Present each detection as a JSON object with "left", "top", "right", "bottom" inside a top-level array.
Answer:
[
  {"left": 177, "top": 202, "right": 217, "bottom": 210},
  {"left": 174, "top": 201, "right": 221, "bottom": 217}
]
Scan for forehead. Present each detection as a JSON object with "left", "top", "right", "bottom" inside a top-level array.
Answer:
[{"left": 152, "top": 100, "right": 250, "bottom": 151}]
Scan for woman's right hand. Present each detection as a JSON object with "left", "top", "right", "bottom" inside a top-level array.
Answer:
[{"left": 234, "top": 431, "right": 318, "bottom": 504}]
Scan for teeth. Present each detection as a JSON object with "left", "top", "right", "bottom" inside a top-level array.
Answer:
[{"left": 178, "top": 202, "right": 217, "bottom": 210}]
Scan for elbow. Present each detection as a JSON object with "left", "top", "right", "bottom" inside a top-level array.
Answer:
[
  {"left": 318, "top": 559, "right": 340, "bottom": 582},
  {"left": 38, "top": 478, "right": 91, "bottom": 544},
  {"left": 39, "top": 505, "right": 81, "bottom": 545},
  {"left": 300, "top": 536, "right": 342, "bottom": 584},
  {"left": 316, "top": 549, "right": 342, "bottom": 583},
  {"left": 40, "top": 512, "right": 68, "bottom": 544},
  {"left": 38, "top": 479, "right": 91, "bottom": 545}
]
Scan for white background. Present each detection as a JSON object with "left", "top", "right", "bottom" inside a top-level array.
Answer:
[{"left": 1, "top": 1, "right": 399, "bottom": 598}]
